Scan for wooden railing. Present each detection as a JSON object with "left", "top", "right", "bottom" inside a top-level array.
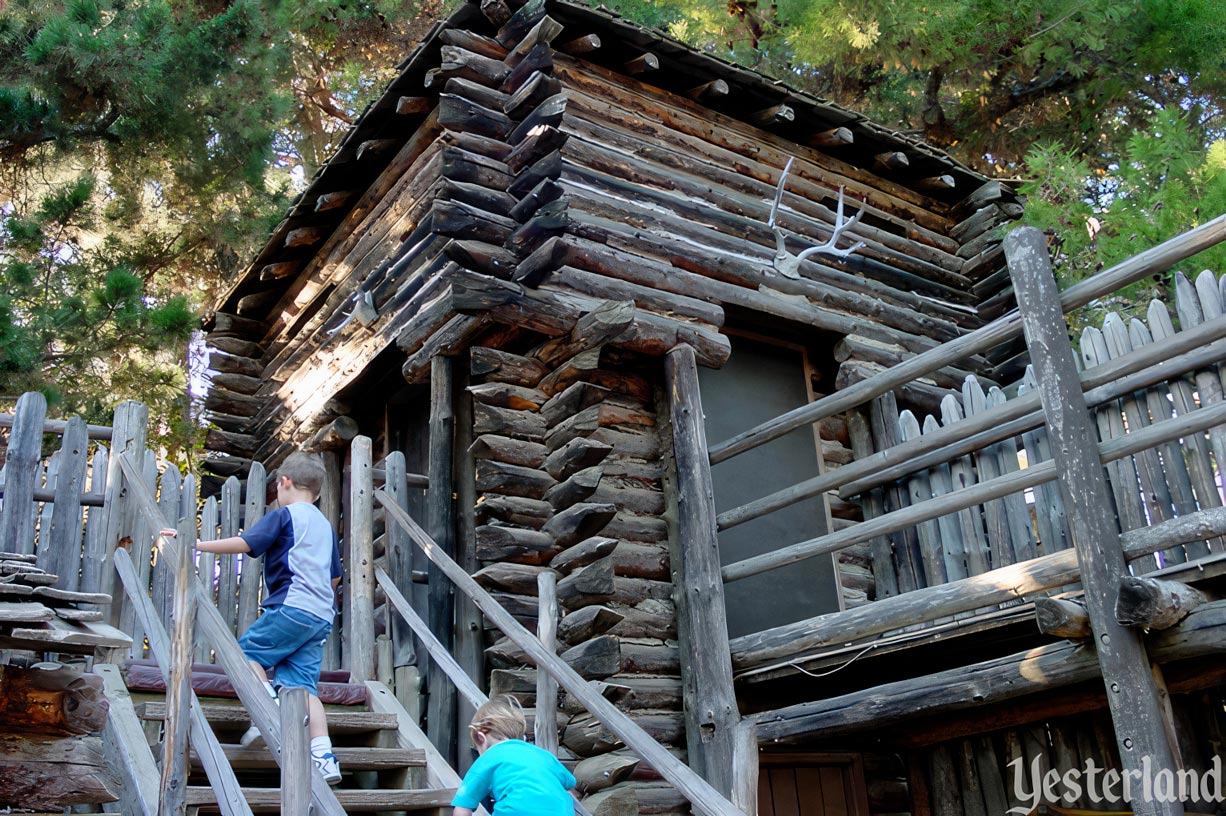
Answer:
[{"left": 703, "top": 217, "right": 1226, "bottom": 673}]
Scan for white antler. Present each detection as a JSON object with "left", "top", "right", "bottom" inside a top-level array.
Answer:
[{"left": 768, "top": 157, "right": 867, "bottom": 279}]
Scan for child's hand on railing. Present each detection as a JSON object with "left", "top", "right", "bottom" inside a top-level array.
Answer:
[{"left": 159, "top": 528, "right": 178, "bottom": 539}]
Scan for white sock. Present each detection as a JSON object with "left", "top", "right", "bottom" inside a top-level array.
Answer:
[
  {"left": 262, "top": 680, "right": 278, "bottom": 700},
  {"left": 311, "top": 736, "right": 333, "bottom": 756}
]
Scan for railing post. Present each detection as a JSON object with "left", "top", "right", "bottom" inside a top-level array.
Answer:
[
  {"left": 346, "top": 436, "right": 376, "bottom": 682},
  {"left": 159, "top": 524, "right": 194, "bottom": 816},
  {"left": 427, "top": 355, "right": 458, "bottom": 763},
  {"left": 664, "top": 344, "right": 741, "bottom": 798},
  {"left": 236, "top": 461, "right": 266, "bottom": 637},
  {"left": 534, "top": 571, "right": 559, "bottom": 755},
  {"left": 280, "top": 687, "right": 311, "bottom": 816},
  {"left": 99, "top": 400, "right": 148, "bottom": 620},
  {"left": 0, "top": 391, "right": 46, "bottom": 556},
  {"left": 1006, "top": 226, "right": 1181, "bottom": 816}
]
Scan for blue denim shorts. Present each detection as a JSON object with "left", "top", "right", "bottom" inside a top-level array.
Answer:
[{"left": 238, "top": 604, "right": 332, "bottom": 696}]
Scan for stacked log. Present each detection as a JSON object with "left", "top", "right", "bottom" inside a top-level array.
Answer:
[
  {"left": 0, "top": 549, "right": 120, "bottom": 810},
  {"left": 470, "top": 328, "right": 683, "bottom": 816}
]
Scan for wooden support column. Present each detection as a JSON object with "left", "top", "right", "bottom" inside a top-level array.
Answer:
[
  {"left": 319, "top": 450, "right": 343, "bottom": 672},
  {"left": 1006, "top": 226, "right": 1180, "bottom": 816},
  {"left": 346, "top": 436, "right": 376, "bottom": 683},
  {"left": 535, "top": 571, "right": 559, "bottom": 755},
  {"left": 158, "top": 526, "right": 194, "bottom": 816},
  {"left": 664, "top": 344, "right": 741, "bottom": 800},
  {"left": 427, "top": 356, "right": 458, "bottom": 763},
  {"left": 280, "top": 688, "right": 311, "bottom": 816},
  {"left": 453, "top": 366, "right": 484, "bottom": 774}
]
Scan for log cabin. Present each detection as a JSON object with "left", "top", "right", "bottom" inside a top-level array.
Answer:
[{"left": 183, "top": 0, "right": 1226, "bottom": 814}]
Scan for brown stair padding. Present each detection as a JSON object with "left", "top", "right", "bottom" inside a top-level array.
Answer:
[
  {"left": 184, "top": 786, "right": 456, "bottom": 811},
  {"left": 124, "top": 658, "right": 367, "bottom": 706},
  {"left": 189, "top": 745, "right": 427, "bottom": 771},
  {"left": 136, "top": 701, "right": 398, "bottom": 734}
]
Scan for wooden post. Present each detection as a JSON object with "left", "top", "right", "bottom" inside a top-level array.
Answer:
[
  {"left": 346, "top": 436, "right": 376, "bottom": 682},
  {"left": 454, "top": 369, "right": 484, "bottom": 774},
  {"left": 664, "top": 344, "right": 740, "bottom": 798},
  {"left": 158, "top": 527, "right": 194, "bottom": 816},
  {"left": 100, "top": 400, "right": 148, "bottom": 621},
  {"left": 730, "top": 720, "right": 758, "bottom": 815},
  {"left": 0, "top": 391, "right": 45, "bottom": 557},
  {"left": 236, "top": 461, "right": 266, "bottom": 637},
  {"left": 280, "top": 687, "right": 311, "bottom": 816},
  {"left": 1006, "top": 226, "right": 1181, "bottom": 816},
  {"left": 535, "top": 571, "right": 559, "bottom": 754},
  {"left": 427, "top": 356, "right": 458, "bottom": 763},
  {"left": 319, "top": 450, "right": 343, "bottom": 671},
  {"left": 384, "top": 451, "right": 416, "bottom": 668},
  {"left": 45, "top": 416, "right": 89, "bottom": 586}
]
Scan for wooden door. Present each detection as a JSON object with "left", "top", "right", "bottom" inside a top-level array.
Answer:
[{"left": 758, "top": 754, "right": 871, "bottom": 816}]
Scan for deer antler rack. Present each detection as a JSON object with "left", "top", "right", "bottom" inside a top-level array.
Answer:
[{"left": 768, "top": 157, "right": 867, "bottom": 279}]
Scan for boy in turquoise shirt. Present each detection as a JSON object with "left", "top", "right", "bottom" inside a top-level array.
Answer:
[{"left": 453, "top": 695, "right": 578, "bottom": 816}]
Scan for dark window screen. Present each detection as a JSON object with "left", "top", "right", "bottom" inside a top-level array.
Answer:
[{"left": 698, "top": 337, "right": 841, "bottom": 639}]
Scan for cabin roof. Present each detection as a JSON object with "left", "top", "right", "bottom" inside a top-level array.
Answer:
[{"left": 213, "top": 0, "right": 999, "bottom": 320}]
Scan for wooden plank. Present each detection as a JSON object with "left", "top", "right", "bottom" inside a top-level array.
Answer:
[
  {"left": 374, "top": 494, "right": 745, "bottom": 816},
  {"left": 217, "top": 476, "right": 242, "bottom": 636},
  {"left": 347, "top": 436, "right": 376, "bottom": 682},
  {"left": 664, "top": 344, "right": 740, "bottom": 797},
  {"left": 183, "top": 787, "right": 454, "bottom": 810},
  {"left": 454, "top": 369, "right": 483, "bottom": 774},
  {"left": 0, "top": 391, "right": 46, "bottom": 555},
  {"left": 1005, "top": 225, "right": 1180, "bottom": 812},
  {"left": 159, "top": 522, "right": 195, "bottom": 816},
  {"left": 195, "top": 496, "right": 219, "bottom": 664},
  {"left": 426, "top": 357, "right": 458, "bottom": 763},
  {"left": 45, "top": 416, "right": 88, "bottom": 586},
  {"left": 237, "top": 461, "right": 266, "bottom": 637},
  {"left": 93, "top": 663, "right": 158, "bottom": 816},
  {"left": 280, "top": 687, "right": 311, "bottom": 816},
  {"left": 319, "top": 451, "right": 342, "bottom": 671},
  {"left": 0, "top": 601, "right": 54, "bottom": 622},
  {"left": 79, "top": 445, "right": 109, "bottom": 594},
  {"left": 535, "top": 570, "right": 559, "bottom": 754}
]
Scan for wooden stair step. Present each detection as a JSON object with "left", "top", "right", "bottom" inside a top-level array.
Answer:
[
  {"left": 184, "top": 786, "right": 456, "bottom": 811},
  {"left": 191, "top": 745, "right": 427, "bottom": 772},
  {"left": 136, "top": 701, "right": 399, "bottom": 734}
]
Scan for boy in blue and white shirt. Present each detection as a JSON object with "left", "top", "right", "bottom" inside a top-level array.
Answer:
[{"left": 196, "top": 451, "right": 344, "bottom": 784}]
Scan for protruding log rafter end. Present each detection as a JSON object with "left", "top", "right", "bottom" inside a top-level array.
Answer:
[
  {"left": 686, "top": 79, "right": 729, "bottom": 102},
  {"left": 874, "top": 151, "right": 910, "bottom": 171},
  {"left": 1116, "top": 575, "right": 1210, "bottom": 631},
  {"left": 314, "top": 190, "right": 356, "bottom": 213},
  {"left": 751, "top": 104, "right": 795, "bottom": 127},
  {"left": 259, "top": 261, "right": 301, "bottom": 282},
  {"left": 481, "top": 0, "right": 512, "bottom": 27},
  {"left": 396, "top": 96, "right": 434, "bottom": 116},
  {"left": 284, "top": 225, "right": 328, "bottom": 249},
  {"left": 1034, "top": 597, "right": 1092, "bottom": 640},
  {"left": 623, "top": 53, "right": 659, "bottom": 75},
  {"left": 357, "top": 138, "right": 398, "bottom": 162},
  {"left": 559, "top": 34, "right": 601, "bottom": 55},
  {"left": 810, "top": 126, "right": 854, "bottom": 148},
  {"left": 914, "top": 174, "right": 957, "bottom": 192}
]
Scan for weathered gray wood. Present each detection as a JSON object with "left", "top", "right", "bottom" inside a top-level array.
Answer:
[
  {"left": 159, "top": 521, "right": 194, "bottom": 816},
  {"left": 1034, "top": 597, "right": 1092, "bottom": 639},
  {"left": 1005, "top": 225, "right": 1179, "bottom": 814},
  {"left": 376, "top": 489, "right": 744, "bottom": 816},
  {"left": 94, "top": 663, "right": 159, "bottom": 816},
  {"left": 664, "top": 344, "right": 739, "bottom": 797},
  {"left": 45, "top": 416, "right": 89, "bottom": 588},
  {"left": 708, "top": 214, "right": 1226, "bottom": 462},
  {"left": 535, "top": 571, "right": 559, "bottom": 754},
  {"left": 236, "top": 461, "right": 266, "bottom": 638},
  {"left": 384, "top": 451, "right": 415, "bottom": 667},
  {"left": 347, "top": 437, "right": 376, "bottom": 683},
  {"left": 217, "top": 476, "right": 241, "bottom": 636},
  {"left": 0, "top": 391, "right": 46, "bottom": 556},
  {"left": 319, "top": 450, "right": 342, "bottom": 671},
  {"left": 1116, "top": 575, "right": 1208, "bottom": 630},
  {"left": 280, "top": 687, "right": 311, "bottom": 816},
  {"left": 79, "top": 446, "right": 109, "bottom": 595},
  {"left": 1176, "top": 272, "right": 1226, "bottom": 486},
  {"left": 427, "top": 356, "right": 458, "bottom": 763}
]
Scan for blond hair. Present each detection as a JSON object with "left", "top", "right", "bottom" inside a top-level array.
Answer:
[
  {"left": 469, "top": 695, "right": 526, "bottom": 743},
  {"left": 278, "top": 451, "right": 326, "bottom": 499}
]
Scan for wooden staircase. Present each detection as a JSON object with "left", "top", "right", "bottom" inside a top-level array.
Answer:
[{"left": 122, "top": 681, "right": 455, "bottom": 814}]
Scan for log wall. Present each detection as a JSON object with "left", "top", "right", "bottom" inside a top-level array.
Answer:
[{"left": 466, "top": 339, "right": 687, "bottom": 815}]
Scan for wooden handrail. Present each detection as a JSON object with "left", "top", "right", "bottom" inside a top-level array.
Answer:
[
  {"left": 721, "top": 395, "right": 1226, "bottom": 582},
  {"left": 375, "top": 488, "right": 747, "bottom": 816},
  {"left": 116, "top": 452, "right": 348, "bottom": 816},
  {"left": 0, "top": 412, "right": 113, "bottom": 440},
  {"left": 716, "top": 311, "right": 1226, "bottom": 530},
  {"left": 112, "top": 546, "right": 253, "bottom": 816},
  {"left": 707, "top": 213, "right": 1226, "bottom": 464}
]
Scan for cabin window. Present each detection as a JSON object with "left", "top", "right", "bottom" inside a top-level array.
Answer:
[
  {"left": 758, "top": 754, "right": 871, "bottom": 816},
  {"left": 698, "top": 335, "right": 842, "bottom": 639}
]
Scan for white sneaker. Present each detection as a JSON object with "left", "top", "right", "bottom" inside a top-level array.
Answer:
[
  {"left": 313, "top": 751, "right": 342, "bottom": 785},
  {"left": 238, "top": 724, "right": 264, "bottom": 747}
]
